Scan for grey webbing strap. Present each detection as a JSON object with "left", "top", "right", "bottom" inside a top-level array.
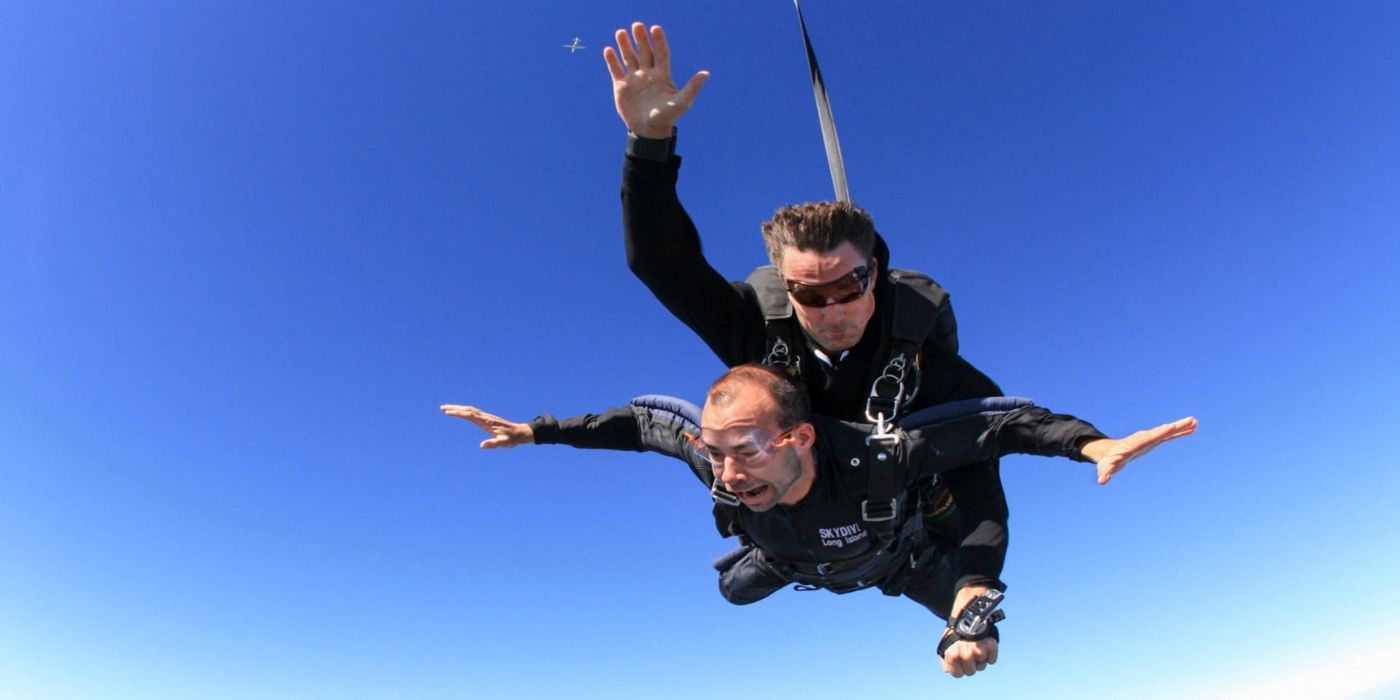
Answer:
[
  {"left": 793, "top": 0, "right": 850, "bottom": 202},
  {"left": 746, "top": 266, "right": 802, "bottom": 375},
  {"left": 863, "top": 429, "right": 900, "bottom": 547}
]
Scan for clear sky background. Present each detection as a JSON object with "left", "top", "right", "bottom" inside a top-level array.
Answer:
[{"left": 3, "top": 2, "right": 1399, "bottom": 699}]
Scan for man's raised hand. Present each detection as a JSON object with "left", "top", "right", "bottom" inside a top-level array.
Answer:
[{"left": 604, "top": 22, "right": 709, "bottom": 139}]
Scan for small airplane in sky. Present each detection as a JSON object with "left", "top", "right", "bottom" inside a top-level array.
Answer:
[{"left": 562, "top": 37, "right": 585, "bottom": 54}]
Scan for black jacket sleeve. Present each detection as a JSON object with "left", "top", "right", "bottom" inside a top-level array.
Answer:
[
  {"left": 904, "top": 406, "right": 1107, "bottom": 477},
  {"left": 938, "top": 464, "right": 1010, "bottom": 593},
  {"left": 621, "top": 154, "right": 769, "bottom": 366},
  {"left": 903, "top": 406, "right": 1108, "bottom": 591},
  {"left": 529, "top": 406, "right": 647, "bottom": 451},
  {"left": 528, "top": 404, "right": 712, "bottom": 487}
]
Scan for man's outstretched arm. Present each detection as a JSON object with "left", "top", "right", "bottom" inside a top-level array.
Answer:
[
  {"left": 908, "top": 405, "right": 1197, "bottom": 484},
  {"left": 442, "top": 400, "right": 716, "bottom": 493},
  {"left": 923, "top": 411, "right": 1196, "bottom": 677},
  {"left": 441, "top": 400, "right": 710, "bottom": 462},
  {"left": 441, "top": 404, "right": 647, "bottom": 452}
]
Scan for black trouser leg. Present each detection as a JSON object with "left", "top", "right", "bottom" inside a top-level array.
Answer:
[{"left": 715, "top": 545, "right": 791, "bottom": 606}]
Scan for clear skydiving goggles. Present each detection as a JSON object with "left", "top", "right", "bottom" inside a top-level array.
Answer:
[
  {"left": 688, "top": 427, "right": 796, "bottom": 470},
  {"left": 783, "top": 260, "right": 874, "bottom": 308}
]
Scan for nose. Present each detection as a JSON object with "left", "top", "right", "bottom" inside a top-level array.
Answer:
[
  {"left": 812, "top": 301, "right": 844, "bottom": 322},
  {"left": 718, "top": 457, "right": 747, "bottom": 487}
]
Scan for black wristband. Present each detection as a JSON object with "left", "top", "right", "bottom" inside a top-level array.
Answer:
[
  {"left": 527, "top": 415, "right": 560, "bottom": 444},
  {"left": 938, "top": 623, "right": 1000, "bottom": 658},
  {"left": 626, "top": 129, "right": 677, "bottom": 162},
  {"left": 937, "top": 589, "right": 1006, "bottom": 658}
]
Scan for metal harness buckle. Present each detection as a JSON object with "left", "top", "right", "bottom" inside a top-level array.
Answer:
[
  {"left": 861, "top": 497, "right": 898, "bottom": 522},
  {"left": 764, "top": 336, "right": 800, "bottom": 374},
  {"left": 711, "top": 481, "right": 740, "bottom": 507},
  {"left": 864, "top": 354, "right": 910, "bottom": 424}
]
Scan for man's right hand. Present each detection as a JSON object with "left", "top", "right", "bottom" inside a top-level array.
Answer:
[
  {"left": 604, "top": 22, "right": 709, "bottom": 139},
  {"left": 440, "top": 405, "right": 534, "bottom": 449}
]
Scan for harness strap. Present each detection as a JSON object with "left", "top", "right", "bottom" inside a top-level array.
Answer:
[
  {"left": 862, "top": 429, "right": 901, "bottom": 548},
  {"left": 776, "top": 510, "right": 925, "bottom": 594},
  {"left": 937, "top": 624, "right": 1001, "bottom": 658},
  {"left": 746, "top": 266, "right": 802, "bottom": 376},
  {"left": 864, "top": 270, "right": 953, "bottom": 423}
]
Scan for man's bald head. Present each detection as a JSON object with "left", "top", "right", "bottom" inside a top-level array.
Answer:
[{"left": 704, "top": 364, "right": 812, "bottom": 430}]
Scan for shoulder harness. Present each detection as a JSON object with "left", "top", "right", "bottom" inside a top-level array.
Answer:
[
  {"left": 746, "top": 264, "right": 960, "bottom": 545},
  {"left": 745, "top": 265, "right": 956, "bottom": 422}
]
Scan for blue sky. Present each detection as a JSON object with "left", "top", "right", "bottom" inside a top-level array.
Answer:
[{"left": 3, "top": 2, "right": 1398, "bottom": 698}]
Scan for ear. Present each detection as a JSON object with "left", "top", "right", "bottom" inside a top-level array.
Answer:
[{"left": 790, "top": 422, "right": 817, "bottom": 449}]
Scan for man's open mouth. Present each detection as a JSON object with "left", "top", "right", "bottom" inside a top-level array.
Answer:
[{"left": 736, "top": 484, "right": 770, "bottom": 502}]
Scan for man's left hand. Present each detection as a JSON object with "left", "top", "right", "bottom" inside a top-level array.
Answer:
[
  {"left": 1082, "top": 416, "right": 1198, "bottom": 485},
  {"left": 942, "top": 584, "right": 1000, "bottom": 677}
]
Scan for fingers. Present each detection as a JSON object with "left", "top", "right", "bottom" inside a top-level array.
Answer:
[
  {"left": 943, "top": 650, "right": 979, "bottom": 677},
  {"left": 675, "top": 70, "right": 711, "bottom": 108},
  {"left": 631, "top": 22, "right": 653, "bottom": 69},
  {"left": 1162, "top": 416, "right": 1198, "bottom": 438},
  {"left": 610, "top": 22, "right": 671, "bottom": 78},
  {"left": 441, "top": 404, "right": 484, "bottom": 422},
  {"left": 442, "top": 403, "right": 532, "bottom": 451},
  {"left": 441, "top": 404, "right": 503, "bottom": 431},
  {"left": 650, "top": 24, "right": 669, "bottom": 68},
  {"left": 603, "top": 46, "right": 625, "bottom": 81},
  {"left": 941, "top": 638, "right": 995, "bottom": 678},
  {"left": 1097, "top": 447, "right": 1139, "bottom": 484},
  {"left": 1097, "top": 464, "right": 1119, "bottom": 485},
  {"left": 1146, "top": 416, "right": 1199, "bottom": 441},
  {"left": 614, "top": 26, "right": 638, "bottom": 72},
  {"left": 1125, "top": 416, "right": 1199, "bottom": 456},
  {"left": 939, "top": 636, "right": 957, "bottom": 675},
  {"left": 1096, "top": 416, "right": 1199, "bottom": 485}
]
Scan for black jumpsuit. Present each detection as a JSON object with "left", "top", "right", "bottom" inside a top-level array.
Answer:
[{"left": 529, "top": 399, "right": 1104, "bottom": 618}]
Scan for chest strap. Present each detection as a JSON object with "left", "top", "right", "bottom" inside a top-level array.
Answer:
[
  {"left": 863, "top": 423, "right": 901, "bottom": 548},
  {"left": 780, "top": 508, "right": 925, "bottom": 593}
]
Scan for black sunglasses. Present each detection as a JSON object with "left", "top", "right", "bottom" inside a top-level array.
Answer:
[{"left": 784, "top": 264, "right": 872, "bottom": 308}]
